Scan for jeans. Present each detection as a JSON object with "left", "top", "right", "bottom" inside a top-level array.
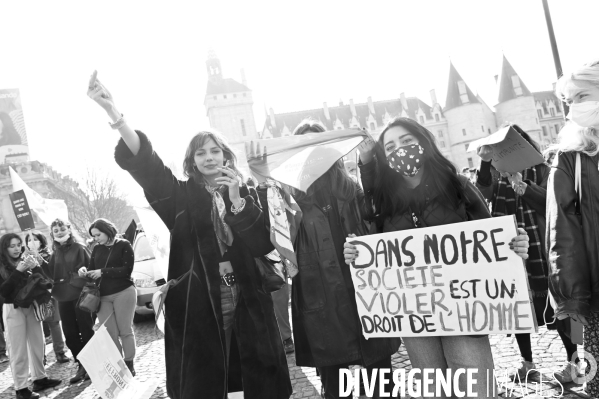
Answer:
[
  {"left": 271, "top": 281, "right": 291, "bottom": 341},
  {"left": 402, "top": 335, "right": 497, "bottom": 399},
  {"left": 58, "top": 299, "right": 95, "bottom": 362},
  {"left": 3, "top": 304, "right": 46, "bottom": 390},
  {"left": 221, "top": 284, "right": 240, "bottom": 367},
  {"left": 98, "top": 286, "right": 137, "bottom": 361}
]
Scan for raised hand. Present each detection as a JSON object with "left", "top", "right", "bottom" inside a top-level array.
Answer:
[
  {"left": 215, "top": 165, "right": 242, "bottom": 207},
  {"left": 476, "top": 145, "right": 493, "bottom": 162},
  {"left": 87, "top": 71, "right": 116, "bottom": 112},
  {"left": 357, "top": 136, "right": 376, "bottom": 164},
  {"left": 245, "top": 141, "right": 269, "bottom": 184}
]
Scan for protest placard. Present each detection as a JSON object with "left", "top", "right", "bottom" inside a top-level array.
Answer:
[
  {"left": 466, "top": 126, "right": 545, "bottom": 173},
  {"left": 9, "top": 190, "right": 35, "bottom": 231},
  {"left": 346, "top": 215, "right": 536, "bottom": 338}
]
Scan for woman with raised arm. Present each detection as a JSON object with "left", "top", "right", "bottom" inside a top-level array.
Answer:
[
  {"left": 87, "top": 73, "right": 291, "bottom": 399},
  {"left": 344, "top": 117, "right": 530, "bottom": 398}
]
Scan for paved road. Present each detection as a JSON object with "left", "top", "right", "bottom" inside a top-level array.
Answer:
[{"left": 0, "top": 319, "right": 592, "bottom": 398}]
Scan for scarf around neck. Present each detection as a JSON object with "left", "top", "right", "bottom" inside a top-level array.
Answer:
[{"left": 205, "top": 184, "right": 234, "bottom": 256}]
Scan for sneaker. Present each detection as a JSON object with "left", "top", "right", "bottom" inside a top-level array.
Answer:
[
  {"left": 55, "top": 352, "right": 70, "bottom": 364},
  {"left": 283, "top": 338, "right": 295, "bottom": 354},
  {"left": 69, "top": 364, "right": 87, "bottom": 384},
  {"left": 15, "top": 388, "right": 40, "bottom": 399},
  {"left": 510, "top": 360, "right": 537, "bottom": 381},
  {"left": 125, "top": 360, "right": 136, "bottom": 377},
  {"left": 0, "top": 354, "right": 8, "bottom": 363},
  {"left": 554, "top": 362, "right": 583, "bottom": 384},
  {"left": 32, "top": 377, "right": 62, "bottom": 392}
]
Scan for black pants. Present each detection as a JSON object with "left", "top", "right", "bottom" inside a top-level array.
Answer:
[
  {"left": 58, "top": 300, "right": 95, "bottom": 361},
  {"left": 319, "top": 357, "right": 396, "bottom": 399},
  {"left": 515, "top": 329, "right": 577, "bottom": 363}
]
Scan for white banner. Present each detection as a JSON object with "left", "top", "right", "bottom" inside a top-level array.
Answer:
[
  {"left": 134, "top": 206, "right": 170, "bottom": 280},
  {"left": 346, "top": 216, "right": 536, "bottom": 338}
]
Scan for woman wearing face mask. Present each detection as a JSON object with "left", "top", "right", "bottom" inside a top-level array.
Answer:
[
  {"left": 79, "top": 218, "right": 137, "bottom": 376},
  {"left": 0, "top": 233, "right": 62, "bottom": 399},
  {"left": 547, "top": 58, "right": 599, "bottom": 397},
  {"left": 87, "top": 74, "right": 291, "bottom": 399},
  {"left": 25, "top": 232, "right": 70, "bottom": 365},
  {"left": 475, "top": 125, "right": 577, "bottom": 383},
  {"left": 46, "top": 219, "right": 94, "bottom": 384},
  {"left": 253, "top": 118, "right": 401, "bottom": 399},
  {"left": 344, "top": 117, "right": 530, "bottom": 398}
]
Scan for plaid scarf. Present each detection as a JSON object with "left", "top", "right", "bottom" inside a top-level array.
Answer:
[
  {"left": 491, "top": 166, "right": 549, "bottom": 298},
  {"left": 205, "top": 184, "right": 234, "bottom": 256}
]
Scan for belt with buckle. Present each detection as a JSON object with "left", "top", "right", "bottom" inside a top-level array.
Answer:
[{"left": 220, "top": 273, "right": 236, "bottom": 286}]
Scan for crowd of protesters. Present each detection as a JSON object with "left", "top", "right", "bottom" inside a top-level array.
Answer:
[{"left": 2, "top": 57, "right": 597, "bottom": 399}]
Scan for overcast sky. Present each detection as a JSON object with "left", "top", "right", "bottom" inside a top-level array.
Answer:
[{"left": 0, "top": 0, "right": 596, "bottom": 206}]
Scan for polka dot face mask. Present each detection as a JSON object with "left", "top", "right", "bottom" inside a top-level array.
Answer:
[{"left": 386, "top": 144, "right": 425, "bottom": 177}]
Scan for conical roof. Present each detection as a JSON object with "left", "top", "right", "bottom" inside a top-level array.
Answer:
[
  {"left": 445, "top": 62, "right": 479, "bottom": 111},
  {"left": 497, "top": 55, "right": 532, "bottom": 103}
]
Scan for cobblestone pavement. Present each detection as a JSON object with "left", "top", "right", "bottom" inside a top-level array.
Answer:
[{"left": 0, "top": 320, "right": 592, "bottom": 399}]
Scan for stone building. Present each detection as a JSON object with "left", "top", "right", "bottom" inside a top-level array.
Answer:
[{"left": 253, "top": 55, "right": 564, "bottom": 170}]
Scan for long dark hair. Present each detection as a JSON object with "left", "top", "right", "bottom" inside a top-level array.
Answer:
[
  {"left": 25, "top": 231, "right": 48, "bottom": 251},
  {"left": 292, "top": 118, "right": 357, "bottom": 203},
  {"left": 373, "top": 117, "right": 465, "bottom": 219},
  {"left": 182, "top": 130, "right": 241, "bottom": 184},
  {"left": 0, "top": 233, "right": 22, "bottom": 279}
]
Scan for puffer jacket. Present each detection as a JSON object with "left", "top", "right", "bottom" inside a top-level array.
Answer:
[{"left": 546, "top": 151, "right": 599, "bottom": 318}]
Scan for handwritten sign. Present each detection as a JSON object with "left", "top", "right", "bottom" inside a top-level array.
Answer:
[
  {"left": 466, "top": 126, "right": 545, "bottom": 173},
  {"left": 346, "top": 216, "right": 536, "bottom": 338},
  {"left": 9, "top": 190, "right": 34, "bottom": 231}
]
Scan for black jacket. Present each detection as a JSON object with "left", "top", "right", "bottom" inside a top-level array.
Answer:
[
  {"left": 547, "top": 151, "right": 599, "bottom": 318},
  {"left": 115, "top": 131, "right": 292, "bottom": 399},
  {"left": 0, "top": 261, "right": 47, "bottom": 307},
  {"left": 47, "top": 238, "right": 91, "bottom": 302}
]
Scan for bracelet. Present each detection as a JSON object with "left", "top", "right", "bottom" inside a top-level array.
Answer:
[
  {"left": 109, "top": 114, "right": 126, "bottom": 130},
  {"left": 231, "top": 198, "right": 246, "bottom": 215}
]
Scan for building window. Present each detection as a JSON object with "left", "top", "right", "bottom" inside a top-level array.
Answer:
[
  {"left": 243, "top": 93, "right": 247, "bottom": 97},
  {"left": 467, "top": 157, "right": 474, "bottom": 168},
  {"left": 512, "top": 75, "right": 523, "bottom": 96},
  {"left": 438, "top": 130, "right": 443, "bottom": 138},
  {"left": 213, "top": 96, "right": 217, "bottom": 100},
  {"left": 481, "top": 125, "right": 484, "bottom": 132},
  {"left": 462, "top": 129, "right": 466, "bottom": 136},
  {"left": 419, "top": 116, "right": 424, "bottom": 124},
  {"left": 435, "top": 114, "right": 440, "bottom": 122},
  {"left": 542, "top": 103, "right": 548, "bottom": 115},
  {"left": 440, "top": 141, "right": 445, "bottom": 148},
  {"left": 555, "top": 124, "right": 560, "bottom": 134},
  {"left": 240, "top": 119, "right": 246, "bottom": 136},
  {"left": 465, "top": 144, "right": 469, "bottom": 151},
  {"left": 458, "top": 81, "right": 469, "bottom": 104},
  {"left": 542, "top": 126, "right": 548, "bottom": 136},
  {"left": 223, "top": 95, "right": 227, "bottom": 99},
  {"left": 488, "top": 128, "right": 491, "bottom": 134},
  {"left": 537, "top": 109, "right": 543, "bottom": 119},
  {"left": 369, "top": 122, "right": 375, "bottom": 130},
  {"left": 550, "top": 108, "right": 555, "bottom": 117}
]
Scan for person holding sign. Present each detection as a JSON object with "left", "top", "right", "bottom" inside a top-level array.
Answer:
[
  {"left": 87, "top": 72, "right": 291, "bottom": 399},
  {"left": 475, "top": 124, "right": 578, "bottom": 382},
  {"left": 253, "top": 118, "right": 401, "bottom": 399},
  {"left": 548, "top": 58, "right": 599, "bottom": 397},
  {"left": 346, "top": 116, "right": 530, "bottom": 398},
  {"left": 0, "top": 233, "right": 62, "bottom": 399}
]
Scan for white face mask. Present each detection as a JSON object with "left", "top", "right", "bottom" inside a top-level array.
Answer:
[
  {"left": 568, "top": 101, "right": 599, "bottom": 127},
  {"left": 54, "top": 234, "right": 70, "bottom": 244},
  {"left": 29, "top": 239, "right": 39, "bottom": 251}
]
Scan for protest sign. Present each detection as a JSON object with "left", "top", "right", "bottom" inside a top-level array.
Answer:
[
  {"left": 346, "top": 215, "right": 536, "bottom": 338},
  {"left": 78, "top": 323, "right": 158, "bottom": 399},
  {"left": 247, "top": 129, "right": 369, "bottom": 192},
  {"left": 0, "top": 89, "right": 29, "bottom": 163},
  {"left": 9, "top": 190, "right": 35, "bottom": 231},
  {"left": 466, "top": 126, "right": 545, "bottom": 173}
]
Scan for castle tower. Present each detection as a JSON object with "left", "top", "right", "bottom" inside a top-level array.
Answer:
[
  {"left": 495, "top": 55, "right": 542, "bottom": 142},
  {"left": 203, "top": 51, "right": 258, "bottom": 142},
  {"left": 443, "top": 62, "right": 497, "bottom": 169}
]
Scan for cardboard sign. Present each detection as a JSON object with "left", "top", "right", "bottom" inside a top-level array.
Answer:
[
  {"left": 9, "top": 190, "right": 35, "bottom": 231},
  {"left": 466, "top": 126, "right": 545, "bottom": 173},
  {"left": 346, "top": 216, "right": 536, "bottom": 338}
]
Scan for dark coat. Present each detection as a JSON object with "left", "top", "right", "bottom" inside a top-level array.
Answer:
[
  {"left": 115, "top": 132, "right": 292, "bottom": 399},
  {"left": 259, "top": 181, "right": 401, "bottom": 368},
  {"left": 547, "top": 151, "right": 599, "bottom": 318},
  {"left": 47, "top": 238, "right": 91, "bottom": 302},
  {"left": 0, "top": 262, "right": 47, "bottom": 306}
]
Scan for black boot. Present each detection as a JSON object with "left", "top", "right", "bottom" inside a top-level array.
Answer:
[
  {"left": 15, "top": 388, "right": 40, "bottom": 399},
  {"left": 69, "top": 363, "right": 87, "bottom": 384},
  {"left": 125, "top": 360, "right": 136, "bottom": 377},
  {"left": 32, "top": 377, "right": 62, "bottom": 392}
]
